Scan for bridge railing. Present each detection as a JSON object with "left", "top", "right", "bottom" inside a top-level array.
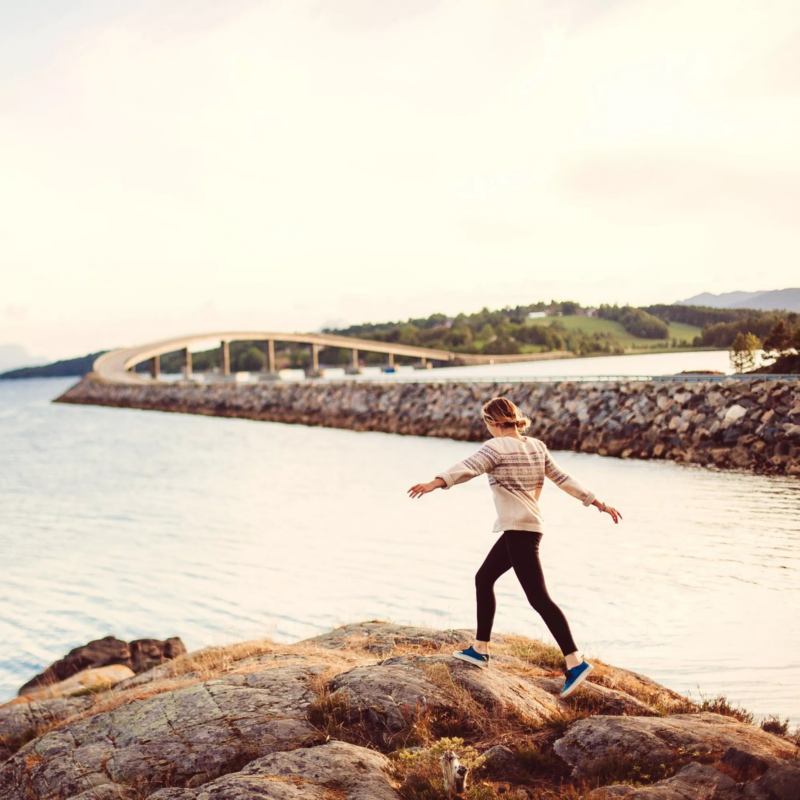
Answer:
[{"left": 172, "top": 371, "right": 798, "bottom": 384}]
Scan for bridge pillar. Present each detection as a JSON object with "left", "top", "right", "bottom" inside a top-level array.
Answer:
[
  {"left": 263, "top": 340, "right": 276, "bottom": 373},
  {"left": 311, "top": 343, "right": 320, "bottom": 372},
  {"left": 150, "top": 355, "right": 160, "bottom": 379},
  {"left": 351, "top": 349, "right": 359, "bottom": 369},
  {"left": 388, "top": 353, "right": 395, "bottom": 369},
  {"left": 420, "top": 356, "right": 427, "bottom": 366},
  {"left": 183, "top": 348, "right": 192, "bottom": 378},
  {"left": 221, "top": 341, "right": 230, "bottom": 376}
]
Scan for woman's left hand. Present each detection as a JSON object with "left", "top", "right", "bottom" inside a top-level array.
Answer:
[{"left": 408, "top": 481, "right": 438, "bottom": 499}]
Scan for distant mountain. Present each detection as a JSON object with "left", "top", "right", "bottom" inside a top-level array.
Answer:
[
  {"left": 0, "top": 351, "right": 106, "bottom": 380},
  {"left": 675, "top": 288, "right": 800, "bottom": 312},
  {"left": 0, "top": 344, "right": 47, "bottom": 373}
]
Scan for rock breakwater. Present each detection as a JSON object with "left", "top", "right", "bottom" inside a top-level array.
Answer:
[
  {"left": 1, "top": 622, "right": 797, "bottom": 799},
  {"left": 56, "top": 375, "right": 800, "bottom": 475}
]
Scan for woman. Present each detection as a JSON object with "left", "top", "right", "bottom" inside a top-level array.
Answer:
[{"left": 408, "top": 397, "right": 622, "bottom": 698}]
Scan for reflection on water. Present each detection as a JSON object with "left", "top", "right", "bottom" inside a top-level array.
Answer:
[{"left": 1, "top": 375, "right": 798, "bottom": 725}]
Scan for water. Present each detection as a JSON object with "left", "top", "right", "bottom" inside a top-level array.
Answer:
[
  {"left": 161, "top": 348, "right": 739, "bottom": 383},
  {"left": 1, "top": 365, "right": 798, "bottom": 727}
]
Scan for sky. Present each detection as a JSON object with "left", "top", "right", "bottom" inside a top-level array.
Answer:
[{"left": 1, "top": 0, "right": 799, "bottom": 361}]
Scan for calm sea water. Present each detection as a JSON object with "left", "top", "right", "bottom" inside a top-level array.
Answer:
[{"left": 1, "top": 361, "right": 798, "bottom": 727}]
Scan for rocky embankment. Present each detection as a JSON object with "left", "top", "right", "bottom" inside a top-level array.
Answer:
[
  {"left": 1, "top": 622, "right": 797, "bottom": 799},
  {"left": 57, "top": 375, "right": 800, "bottom": 475}
]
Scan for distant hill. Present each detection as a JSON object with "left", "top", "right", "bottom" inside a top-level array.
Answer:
[
  {"left": 0, "top": 351, "right": 107, "bottom": 380},
  {"left": 0, "top": 344, "right": 47, "bottom": 373},
  {"left": 675, "top": 288, "right": 800, "bottom": 312}
]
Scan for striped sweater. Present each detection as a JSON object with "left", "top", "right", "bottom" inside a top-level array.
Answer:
[{"left": 435, "top": 435, "right": 596, "bottom": 534}]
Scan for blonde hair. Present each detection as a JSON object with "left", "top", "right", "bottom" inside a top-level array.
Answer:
[{"left": 482, "top": 396, "right": 531, "bottom": 434}]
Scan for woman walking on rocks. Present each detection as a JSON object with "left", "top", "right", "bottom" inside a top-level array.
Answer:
[{"left": 408, "top": 397, "right": 622, "bottom": 697}]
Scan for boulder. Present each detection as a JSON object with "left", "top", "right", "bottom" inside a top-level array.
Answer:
[
  {"left": 148, "top": 741, "right": 400, "bottom": 800},
  {"left": 18, "top": 636, "right": 186, "bottom": 696},
  {"left": 324, "top": 660, "right": 452, "bottom": 747},
  {"left": 553, "top": 712, "right": 795, "bottom": 780}
]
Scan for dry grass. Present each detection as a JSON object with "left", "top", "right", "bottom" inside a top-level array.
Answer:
[
  {"left": 490, "top": 636, "right": 564, "bottom": 671},
  {"left": 8, "top": 627, "right": 782, "bottom": 800},
  {"left": 695, "top": 693, "right": 755, "bottom": 725},
  {"left": 759, "top": 715, "right": 790, "bottom": 737}
]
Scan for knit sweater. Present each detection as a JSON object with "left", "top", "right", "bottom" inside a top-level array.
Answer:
[{"left": 435, "top": 435, "right": 596, "bottom": 534}]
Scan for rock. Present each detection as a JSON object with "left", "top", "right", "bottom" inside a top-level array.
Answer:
[
  {"left": 0, "top": 663, "right": 324, "bottom": 799},
  {"left": 529, "top": 676, "right": 658, "bottom": 716},
  {"left": 721, "top": 745, "right": 772, "bottom": 779},
  {"left": 0, "top": 695, "right": 94, "bottom": 761},
  {"left": 553, "top": 713, "right": 795, "bottom": 780},
  {"left": 19, "top": 636, "right": 186, "bottom": 696},
  {"left": 148, "top": 740, "right": 400, "bottom": 799},
  {"left": 129, "top": 638, "right": 186, "bottom": 674},
  {"left": 407, "top": 655, "right": 565, "bottom": 721},
  {"left": 301, "top": 621, "right": 475, "bottom": 656},
  {"left": 4, "top": 665, "right": 135, "bottom": 706},
  {"left": 729, "top": 447, "right": 754, "bottom": 468},
  {"left": 586, "top": 759, "right": 800, "bottom": 800},
  {"left": 481, "top": 744, "right": 518, "bottom": 776},
  {"left": 324, "top": 660, "right": 452, "bottom": 747},
  {"left": 745, "top": 760, "right": 800, "bottom": 800},
  {"left": 588, "top": 762, "right": 739, "bottom": 799}
]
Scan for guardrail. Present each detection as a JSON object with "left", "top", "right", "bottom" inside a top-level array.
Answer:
[
  {"left": 166, "top": 371, "right": 799, "bottom": 385},
  {"left": 337, "top": 373, "right": 799, "bottom": 384}
]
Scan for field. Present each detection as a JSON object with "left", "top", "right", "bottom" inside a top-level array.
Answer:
[{"left": 524, "top": 315, "right": 702, "bottom": 351}]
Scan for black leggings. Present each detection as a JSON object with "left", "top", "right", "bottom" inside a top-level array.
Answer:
[{"left": 475, "top": 529, "right": 577, "bottom": 655}]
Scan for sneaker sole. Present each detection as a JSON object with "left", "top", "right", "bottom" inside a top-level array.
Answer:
[
  {"left": 452, "top": 651, "right": 489, "bottom": 669},
  {"left": 561, "top": 662, "right": 594, "bottom": 698}
]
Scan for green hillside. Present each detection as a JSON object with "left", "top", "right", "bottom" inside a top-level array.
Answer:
[{"left": 525, "top": 315, "right": 702, "bottom": 351}]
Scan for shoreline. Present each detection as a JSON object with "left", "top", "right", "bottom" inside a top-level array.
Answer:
[{"left": 1, "top": 621, "right": 798, "bottom": 799}]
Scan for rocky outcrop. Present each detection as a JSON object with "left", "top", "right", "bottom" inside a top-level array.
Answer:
[
  {"left": 18, "top": 636, "right": 186, "bottom": 696},
  {"left": 56, "top": 375, "right": 800, "bottom": 475},
  {"left": 1, "top": 622, "right": 797, "bottom": 799}
]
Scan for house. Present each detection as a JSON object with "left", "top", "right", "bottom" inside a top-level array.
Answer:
[{"left": 527, "top": 311, "right": 548, "bottom": 319}]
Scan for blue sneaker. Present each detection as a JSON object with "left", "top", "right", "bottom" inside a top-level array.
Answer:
[
  {"left": 452, "top": 646, "right": 490, "bottom": 668},
  {"left": 560, "top": 660, "right": 593, "bottom": 697}
]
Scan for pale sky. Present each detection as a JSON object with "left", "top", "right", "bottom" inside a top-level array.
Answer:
[{"left": 1, "top": 0, "right": 798, "bottom": 360}]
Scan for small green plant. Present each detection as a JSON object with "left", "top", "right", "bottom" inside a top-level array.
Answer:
[{"left": 582, "top": 752, "right": 673, "bottom": 785}]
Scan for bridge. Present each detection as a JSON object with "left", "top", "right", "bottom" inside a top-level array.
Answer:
[{"left": 93, "top": 331, "right": 470, "bottom": 385}]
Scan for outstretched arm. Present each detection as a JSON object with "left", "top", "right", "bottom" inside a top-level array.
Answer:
[
  {"left": 408, "top": 441, "right": 500, "bottom": 499},
  {"left": 544, "top": 445, "right": 622, "bottom": 523}
]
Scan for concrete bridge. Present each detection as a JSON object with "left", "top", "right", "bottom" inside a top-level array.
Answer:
[{"left": 92, "top": 331, "right": 467, "bottom": 385}]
